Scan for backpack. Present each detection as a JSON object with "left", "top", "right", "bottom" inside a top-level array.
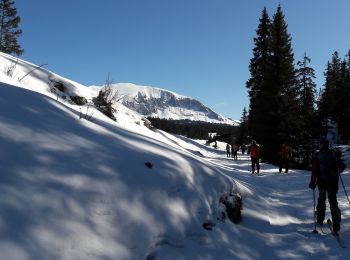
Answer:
[
  {"left": 317, "top": 150, "right": 338, "bottom": 183},
  {"left": 280, "top": 145, "right": 291, "bottom": 159},
  {"left": 250, "top": 144, "right": 259, "bottom": 158}
]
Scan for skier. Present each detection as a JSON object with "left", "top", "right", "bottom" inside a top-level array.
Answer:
[
  {"left": 241, "top": 144, "right": 246, "bottom": 155},
  {"left": 233, "top": 143, "right": 239, "bottom": 160},
  {"left": 249, "top": 140, "right": 260, "bottom": 174},
  {"left": 279, "top": 143, "right": 292, "bottom": 173},
  {"left": 309, "top": 138, "right": 345, "bottom": 233},
  {"left": 226, "top": 143, "right": 231, "bottom": 158}
]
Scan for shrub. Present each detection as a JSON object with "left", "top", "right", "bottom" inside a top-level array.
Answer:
[
  {"left": 92, "top": 75, "right": 118, "bottom": 121},
  {"left": 70, "top": 95, "right": 87, "bottom": 105}
]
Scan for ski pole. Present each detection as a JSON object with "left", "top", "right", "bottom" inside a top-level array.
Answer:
[
  {"left": 312, "top": 189, "right": 318, "bottom": 234},
  {"left": 340, "top": 175, "right": 350, "bottom": 206}
]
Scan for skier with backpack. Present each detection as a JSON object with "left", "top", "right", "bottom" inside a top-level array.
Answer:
[
  {"left": 309, "top": 138, "right": 345, "bottom": 233},
  {"left": 248, "top": 140, "right": 260, "bottom": 174}
]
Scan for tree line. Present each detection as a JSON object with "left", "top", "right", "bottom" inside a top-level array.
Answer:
[
  {"left": 240, "top": 4, "right": 350, "bottom": 164},
  {"left": 147, "top": 117, "right": 238, "bottom": 140},
  {"left": 318, "top": 51, "right": 350, "bottom": 143}
]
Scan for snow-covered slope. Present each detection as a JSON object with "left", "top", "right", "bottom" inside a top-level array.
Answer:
[
  {"left": 2, "top": 52, "right": 350, "bottom": 260},
  {"left": 0, "top": 51, "right": 239, "bottom": 126},
  {"left": 90, "top": 83, "right": 239, "bottom": 125},
  {"left": 0, "top": 53, "right": 156, "bottom": 134},
  {"left": 0, "top": 52, "right": 239, "bottom": 259},
  {"left": 0, "top": 52, "right": 94, "bottom": 99}
]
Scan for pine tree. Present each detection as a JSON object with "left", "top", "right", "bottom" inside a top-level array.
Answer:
[
  {"left": 246, "top": 7, "right": 272, "bottom": 146},
  {"left": 237, "top": 107, "right": 249, "bottom": 144},
  {"left": 318, "top": 51, "right": 350, "bottom": 142},
  {"left": 246, "top": 5, "right": 301, "bottom": 163},
  {"left": 296, "top": 53, "right": 317, "bottom": 143},
  {"left": 261, "top": 5, "right": 300, "bottom": 161},
  {"left": 269, "top": 4, "right": 300, "bottom": 147},
  {"left": 318, "top": 62, "right": 332, "bottom": 123},
  {"left": 335, "top": 54, "right": 350, "bottom": 142},
  {"left": 342, "top": 51, "right": 350, "bottom": 141},
  {"left": 0, "top": 0, "right": 23, "bottom": 55},
  {"left": 318, "top": 52, "right": 341, "bottom": 131}
]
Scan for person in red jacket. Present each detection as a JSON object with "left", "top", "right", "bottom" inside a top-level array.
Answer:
[
  {"left": 279, "top": 143, "right": 292, "bottom": 173},
  {"left": 249, "top": 140, "right": 260, "bottom": 174},
  {"left": 309, "top": 138, "right": 345, "bottom": 233}
]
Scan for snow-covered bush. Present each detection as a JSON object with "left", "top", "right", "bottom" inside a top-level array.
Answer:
[{"left": 142, "top": 117, "right": 156, "bottom": 131}]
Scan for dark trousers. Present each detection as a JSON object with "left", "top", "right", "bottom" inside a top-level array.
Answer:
[
  {"left": 279, "top": 158, "right": 290, "bottom": 173},
  {"left": 233, "top": 151, "right": 238, "bottom": 160},
  {"left": 251, "top": 157, "right": 260, "bottom": 173},
  {"left": 316, "top": 185, "right": 341, "bottom": 225}
]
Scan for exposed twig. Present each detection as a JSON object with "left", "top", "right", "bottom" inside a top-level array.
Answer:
[{"left": 18, "top": 63, "right": 48, "bottom": 82}]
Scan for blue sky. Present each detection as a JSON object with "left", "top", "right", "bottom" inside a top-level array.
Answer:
[{"left": 16, "top": 0, "right": 350, "bottom": 120}]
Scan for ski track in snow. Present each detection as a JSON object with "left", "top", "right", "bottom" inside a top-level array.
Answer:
[
  {"left": 1, "top": 52, "right": 350, "bottom": 259},
  {"left": 203, "top": 150, "right": 350, "bottom": 260}
]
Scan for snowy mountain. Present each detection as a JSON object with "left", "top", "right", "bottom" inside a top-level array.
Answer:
[
  {"left": 90, "top": 83, "right": 239, "bottom": 125},
  {"left": 1, "top": 52, "right": 350, "bottom": 259}
]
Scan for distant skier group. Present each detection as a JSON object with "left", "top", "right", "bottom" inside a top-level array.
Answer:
[
  {"left": 224, "top": 138, "right": 346, "bottom": 234},
  {"left": 226, "top": 140, "right": 292, "bottom": 175},
  {"left": 225, "top": 143, "right": 240, "bottom": 160}
]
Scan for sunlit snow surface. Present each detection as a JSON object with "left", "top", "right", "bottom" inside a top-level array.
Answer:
[{"left": 0, "top": 52, "right": 349, "bottom": 259}]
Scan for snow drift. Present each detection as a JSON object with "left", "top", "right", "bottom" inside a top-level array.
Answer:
[{"left": 0, "top": 52, "right": 239, "bottom": 259}]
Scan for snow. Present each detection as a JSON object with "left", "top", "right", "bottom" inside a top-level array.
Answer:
[
  {"left": 92, "top": 83, "right": 187, "bottom": 100},
  {"left": 90, "top": 82, "right": 239, "bottom": 125},
  {"left": 0, "top": 52, "right": 350, "bottom": 259}
]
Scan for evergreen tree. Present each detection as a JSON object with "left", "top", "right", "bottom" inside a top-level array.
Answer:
[
  {"left": 342, "top": 51, "right": 350, "bottom": 141},
  {"left": 246, "top": 7, "right": 272, "bottom": 146},
  {"left": 247, "top": 5, "right": 301, "bottom": 163},
  {"left": 335, "top": 54, "right": 350, "bottom": 142},
  {"left": 268, "top": 4, "right": 300, "bottom": 150},
  {"left": 318, "top": 52, "right": 342, "bottom": 131},
  {"left": 296, "top": 53, "right": 317, "bottom": 143},
  {"left": 0, "top": 0, "right": 22, "bottom": 55},
  {"left": 237, "top": 107, "right": 249, "bottom": 144},
  {"left": 318, "top": 61, "right": 332, "bottom": 123},
  {"left": 318, "top": 51, "right": 350, "bottom": 142}
]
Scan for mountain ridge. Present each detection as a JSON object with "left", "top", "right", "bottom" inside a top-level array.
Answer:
[{"left": 91, "top": 83, "right": 239, "bottom": 125}]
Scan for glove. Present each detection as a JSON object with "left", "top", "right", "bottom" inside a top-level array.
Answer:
[{"left": 309, "top": 182, "right": 316, "bottom": 190}]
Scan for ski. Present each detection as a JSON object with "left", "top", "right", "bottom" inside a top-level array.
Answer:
[
  {"left": 317, "top": 223, "right": 328, "bottom": 235},
  {"left": 326, "top": 219, "right": 347, "bottom": 248}
]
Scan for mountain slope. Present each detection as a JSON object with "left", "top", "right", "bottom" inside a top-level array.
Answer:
[{"left": 91, "top": 83, "right": 239, "bottom": 125}]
